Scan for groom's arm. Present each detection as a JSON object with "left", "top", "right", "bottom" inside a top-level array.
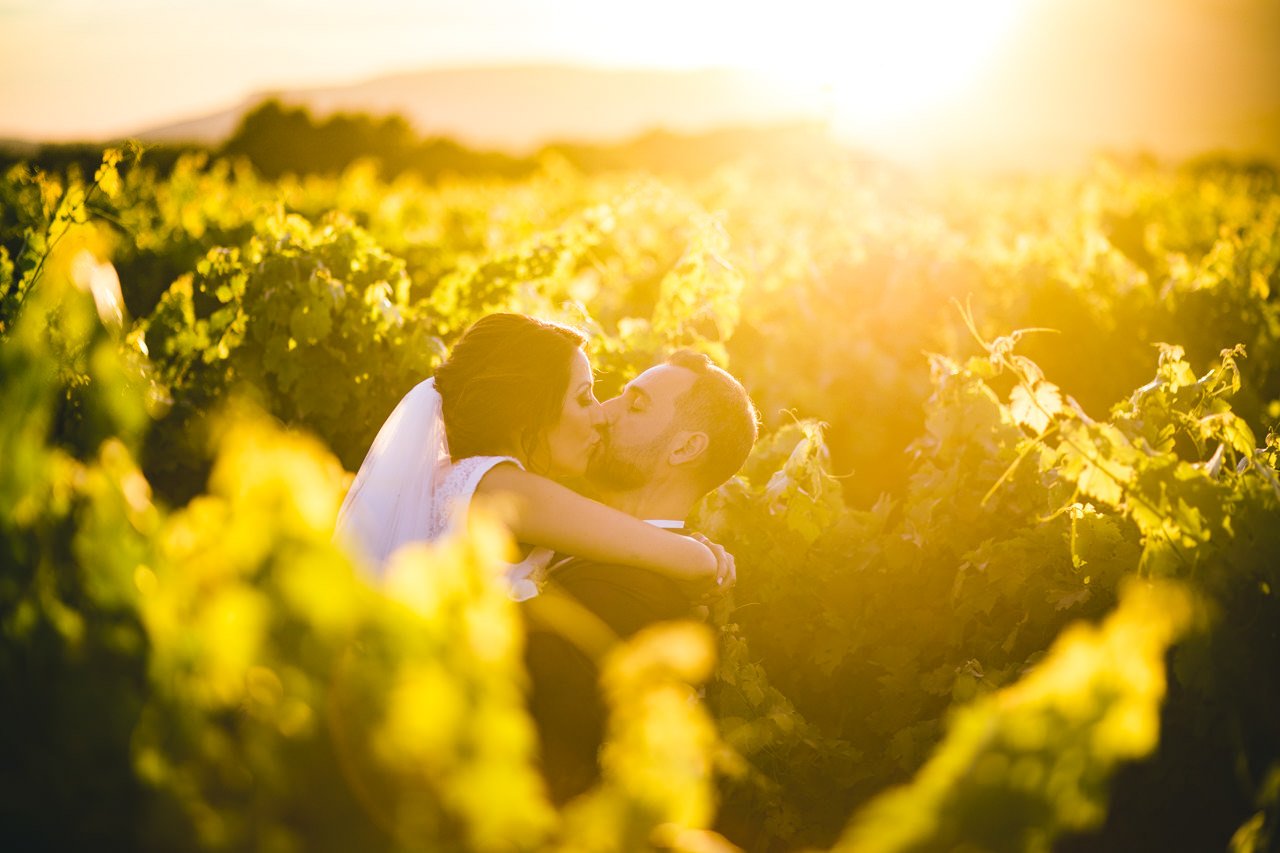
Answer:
[{"left": 549, "top": 559, "right": 695, "bottom": 639}]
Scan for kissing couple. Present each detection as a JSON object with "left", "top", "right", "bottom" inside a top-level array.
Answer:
[
  {"left": 333, "top": 312, "right": 757, "bottom": 606},
  {"left": 333, "top": 312, "right": 758, "bottom": 799}
]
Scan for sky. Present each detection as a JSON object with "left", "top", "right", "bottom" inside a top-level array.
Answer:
[
  {"left": 2, "top": 0, "right": 1278, "bottom": 165},
  {"left": 0, "top": 0, "right": 1034, "bottom": 139}
]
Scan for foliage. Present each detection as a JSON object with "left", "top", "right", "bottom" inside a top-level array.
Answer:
[
  {"left": 835, "top": 579, "right": 1195, "bottom": 853},
  {"left": 221, "top": 99, "right": 536, "bottom": 182},
  {"left": 3, "top": 145, "right": 1279, "bottom": 853},
  {"left": 0, "top": 219, "right": 155, "bottom": 848}
]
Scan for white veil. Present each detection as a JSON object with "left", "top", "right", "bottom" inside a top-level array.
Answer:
[{"left": 333, "top": 377, "right": 449, "bottom": 578}]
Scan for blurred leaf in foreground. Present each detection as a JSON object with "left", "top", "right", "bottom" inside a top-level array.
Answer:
[{"left": 834, "top": 580, "right": 1195, "bottom": 853}]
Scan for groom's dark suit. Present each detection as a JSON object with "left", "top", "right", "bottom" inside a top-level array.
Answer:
[
  {"left": 549, "top": 556, "right": 694, "bottom": 636},
  {"left": 521, "top": 552, "right": 695, "bottom": 803}
]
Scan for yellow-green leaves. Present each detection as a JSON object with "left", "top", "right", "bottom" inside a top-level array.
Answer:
[
  {"left": 363, "top": 527, "right": 557, "bottom": 852},
  {"left": 1057, "top": 421, "right": 1138, "bottom": 508},
  {"left": 559, "top": 622, "right": 724, "bottom": 853},
  {"left": 653, "top": 214, "right": 744, "bottom": 356},
  {"left": 764, "top": 420, "right": 844, "bottom": 545},
  {"left": 1009, "top": 380, "right": 1064, "bottom": 435},
  {"left": 93, "top": 146, "right": 123, "bottom": 200},
  {"left": 835, "top": 581, "right": 1194, "bottom": 853}
]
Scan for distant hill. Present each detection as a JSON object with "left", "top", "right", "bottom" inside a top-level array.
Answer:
[
  {"left": 0, "top": 138, "right": 39, "bottom": 157},
  {"left": 135, "top": 66, "right": 824, "bottom": 153},
  {"left": 135, "top": 107, "right": 247, "bottom": 148},
  {"left": 76, "top": 1, "right": 1280, "bottom": 176}
]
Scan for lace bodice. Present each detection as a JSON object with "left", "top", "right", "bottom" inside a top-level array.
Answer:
[
  {"left": 434, "top": 455, "right": 552, "bottom": 601},
  {"left": 432, "top": 455, "right": 520, "bottom": 539}
]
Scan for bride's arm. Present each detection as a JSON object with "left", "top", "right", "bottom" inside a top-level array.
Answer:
[{"left": 474, "top": 464, "right": 718, "bottom": 583}]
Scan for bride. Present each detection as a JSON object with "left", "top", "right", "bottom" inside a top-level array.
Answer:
[{"left": 333, "top": 313, "right": 730, "bottom": 599}]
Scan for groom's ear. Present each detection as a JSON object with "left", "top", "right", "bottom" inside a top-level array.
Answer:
[{"left": 668, "top": 431, "right": 709, "bottom": 468}]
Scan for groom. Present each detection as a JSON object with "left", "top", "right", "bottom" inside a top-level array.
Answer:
[{"left": 521, "top": 349, "right": 758, "bottom": 802}]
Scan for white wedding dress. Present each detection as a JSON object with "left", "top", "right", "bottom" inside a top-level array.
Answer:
[
  {"left": 435, "top": 455, "right": 552, "bottom": 600},
  {"left": 332, "top": 378, "right": 551, "bottom": 601}
]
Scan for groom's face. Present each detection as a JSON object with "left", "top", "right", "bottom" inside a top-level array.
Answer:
[{"left": 587, "top": 364, "right": 698, "bottom": 491}]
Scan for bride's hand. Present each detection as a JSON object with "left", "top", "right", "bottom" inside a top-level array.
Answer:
[{"left": 690, "top": 533, "right": 735, "bottom": 601}]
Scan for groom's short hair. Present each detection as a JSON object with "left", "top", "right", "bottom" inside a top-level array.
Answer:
[{"left": 665, "top": 350, "right": 758, "bottom": 492}]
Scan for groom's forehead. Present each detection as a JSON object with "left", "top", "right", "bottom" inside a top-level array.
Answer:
[{"left": 626, "top": 364, "right": 697, "bottom": 402}]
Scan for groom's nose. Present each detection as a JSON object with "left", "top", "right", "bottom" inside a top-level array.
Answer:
[{"left": 599, "top": 395, "right": 624, "bottom": 422}]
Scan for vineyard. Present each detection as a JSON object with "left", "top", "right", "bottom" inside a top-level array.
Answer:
[{"left": 2, "top": 135, "right": 1279, "bottom": 853}]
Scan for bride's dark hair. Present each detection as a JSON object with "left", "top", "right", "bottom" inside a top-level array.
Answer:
[{"left": 433, "top": 313, "right": 587, "bottom": 463}]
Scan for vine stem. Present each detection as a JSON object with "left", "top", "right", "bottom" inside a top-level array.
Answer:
[
  {"left": 954, "top": 297, "right": 1196, "bottom": 572},
  {"left": 1007, "top": 345, "right": 1194, "bottom": 572},
  {"left": 981, "top": 423, "right": 1059, "bottom": 507},
  {"left": 22, "top": 179, "right": 103, "bottom": 297},
  {"left": 14, "top": 148, "right": 137, "bottom": 314}
]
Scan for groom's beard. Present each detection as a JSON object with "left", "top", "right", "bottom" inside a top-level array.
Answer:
[{"left": 586, "top": 423, "right": 672, "bottom": 492}]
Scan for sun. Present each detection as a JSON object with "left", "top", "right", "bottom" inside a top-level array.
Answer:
[{"left": 740, "top": 0, "right": 1035, "bottom": 130}]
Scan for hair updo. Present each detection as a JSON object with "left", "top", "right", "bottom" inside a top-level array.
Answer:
[{"left": 432, "top": 313, "right": 587, "bottom": 462}]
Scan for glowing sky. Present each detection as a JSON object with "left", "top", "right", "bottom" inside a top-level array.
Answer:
[
  {"left": 1, "top": 0, "right": 1036, "bottom": 139},
  {"left": 2, "top": 0, "right": 1278, "bottom": 167}
]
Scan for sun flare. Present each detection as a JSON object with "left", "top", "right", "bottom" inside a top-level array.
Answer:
[{"left": 743, "top": 0, "right": 1035, "bottom": 130}]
